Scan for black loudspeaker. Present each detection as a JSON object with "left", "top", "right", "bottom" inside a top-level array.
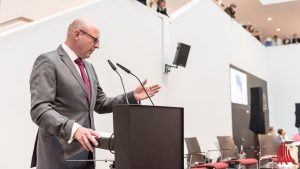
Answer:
[
  {"left": 249, "top": 87, "right": 266, "bottom": 134},
  {"left": 295, "top": 103, "right": 300, "bottom": 128},
  {"left": 172, "top": 43, "right": 191, "bottom": 67}
]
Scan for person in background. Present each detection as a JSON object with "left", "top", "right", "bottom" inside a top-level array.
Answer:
[
  {"left": 157, "top": 0, "right": 169, "bottom": 17},
  {"left": 282, "top": 35, "right": 291, "bottom": 45},
  {"left": 247, "top": 24, "right": 255, "bottom": 34},
  {"left": 137, "top": 0, "right": 147, "bottom": 5},
  {"left": 264, "top": 37, "right": 273, "bottom": 46},
  {"left": 253, "top": 30, "right": 262, "bottom": 42},
  {"left": 147, "top": 0, "right": 158, "bottom": 10},
  {"left": 292, "top": 33, "right": 299, "bottom": 44},
  {"left": 29, "top": 18, "right": 161, "bottom": 169},
  {"left": 224, "top": 3, "right": 237, "bottom": 19},
  {"left": 272, "top": 35, "right": 282, "bottom": 46},
  {"left": 267, "top": 126, "right": 276, "bottom": 136},
  {"left": 277, "top": 128, "right": 290, "bottom": 143},
  {"left": 215, "top": 0, "right": 225, "bottom": 7}
]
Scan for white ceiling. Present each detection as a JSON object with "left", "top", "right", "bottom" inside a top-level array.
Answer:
[{"left": 168, "top": 0, "right": 300, "bottom": 39}]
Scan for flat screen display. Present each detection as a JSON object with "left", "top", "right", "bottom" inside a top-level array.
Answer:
[{"left": 230, "top": 67, "right": 248, "bottom": 105}]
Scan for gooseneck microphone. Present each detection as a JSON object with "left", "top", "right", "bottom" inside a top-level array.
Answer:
[
  {"left": 108, "top": 59, "right": 117, "bottom": 71},
  {"left": 107, "top": 60, "right": 129, "bottom": 104},
  {"left": 116, "top": 63, "right": 131, "bottom": 73},
  {"left": 116, "top": 63, "right": 154, "bottom": 106}
]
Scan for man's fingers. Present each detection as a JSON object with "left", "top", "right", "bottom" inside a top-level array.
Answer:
[
  {"left": 83, "top": 136, "right": 94, "bottom": 152},
  {"left": 87, "top": 134, "right": 99, "bottom": 147},
  {"left": 150, "top": 90, "right": 159, "bottom": 96},
  {"left": 79, "top": 138, "right": 89, "bottom": 152},
  {"left": 151, "top": 85, "right": 161, "bottom": 90},
  {"left": 90, "top": 129, "right": 101, "bottom": 138},
  {"left": 75, "top": 127, "right": 101, "bottom": 151}
]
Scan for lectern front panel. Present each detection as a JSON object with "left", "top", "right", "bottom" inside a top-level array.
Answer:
[{"left": 113, "top": 105, "right": 184, "bottom": 169}]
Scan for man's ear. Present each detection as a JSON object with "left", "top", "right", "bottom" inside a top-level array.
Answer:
[{"left": 74, "top": 29, "right": 80, "bottom": 40}]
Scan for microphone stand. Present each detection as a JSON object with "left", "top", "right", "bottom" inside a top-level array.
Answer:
[
  {"left": 107, "top": 60, "right": 129, "bottom": 104},
  {"left": 115, "top": 71, "right": 129, "bottom": 104},
  {"left": 130, "top": 73, "right": 154, "bottom": 106}
]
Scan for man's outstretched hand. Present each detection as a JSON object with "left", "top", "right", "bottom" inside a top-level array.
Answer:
[{"left": 133, "top": 79, "right": 161, "bottom": 101}]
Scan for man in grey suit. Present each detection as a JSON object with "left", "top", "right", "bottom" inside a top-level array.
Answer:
[{"left": 30, "top": 18, "right": 160, "bottom": 169}]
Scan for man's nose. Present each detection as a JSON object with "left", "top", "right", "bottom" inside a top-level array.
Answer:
[{"left": 94, "top": 42, "right": 100, "bottom": 49}]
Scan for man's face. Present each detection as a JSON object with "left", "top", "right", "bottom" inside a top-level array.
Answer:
[{"left": 76, "top": 27, "right": 100, "bottom": 59}]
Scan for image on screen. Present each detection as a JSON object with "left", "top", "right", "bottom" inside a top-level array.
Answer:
[{"left": 230, "top": 68, "right": 248, "bottom": 105}]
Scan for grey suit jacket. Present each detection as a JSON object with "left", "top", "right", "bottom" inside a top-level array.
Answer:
[{"left": 30, "top": 45, "right": 137, "bottom": 169}]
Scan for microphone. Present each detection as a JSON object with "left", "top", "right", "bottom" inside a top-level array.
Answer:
[
  {"left": 107, "top": 60, "right": 129, "bottom": 104},
  {"left": 116, "top": 63, "right": 154, "bottom": 106},
  {"left": 116, "top": 63, "right": 131, "bottom": 73},
  {"left": 108, "top": 59, "right": 117, "bottom": 71}
]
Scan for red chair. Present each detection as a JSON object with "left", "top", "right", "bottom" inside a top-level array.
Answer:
[
  {"left": 276, "top": 142, "right": 297, "bottom": 165},
  {"left": 185, "top": 137, "right": 229, "bottom": 169},
  {"left": 217, "top": 136, "right": 258, "bottom": 169}
]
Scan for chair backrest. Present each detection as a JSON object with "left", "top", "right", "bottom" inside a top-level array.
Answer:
[
  {"left": 217, "top": 136, "right": 238, "bottom": 160},
  {"left": 185, "top": 137, "right": 205, "bottom": 164},
  {"left": 258, "top": 134, "right": 279, "bottom": 158},
  {"left": 185, "top": 137, "right": 202, "bottom": 154}
]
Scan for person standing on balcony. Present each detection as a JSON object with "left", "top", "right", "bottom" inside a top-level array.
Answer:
[
  {"left": 157, "top": 0, "right": 169, "bottom": 17},
  {"left": 292, "top": 33, "right": 299, "bottom": 44},
  {"left": 224, "top": 3, "right": 237, "bottom": 19},
  {"left": 147, "top": 0, "right": 158, "bottom": 11},
  {"left": 137, "top": 0, "right": 147, "bottom": 5}
]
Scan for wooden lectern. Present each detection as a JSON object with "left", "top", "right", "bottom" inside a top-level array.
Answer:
[{"left": 113, "top": 105, "right": 184, "bottom": 169}]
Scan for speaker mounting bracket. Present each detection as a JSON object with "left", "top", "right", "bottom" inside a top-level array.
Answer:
[{"left": 165, "top": 64, "right": 178, "bottom": 73}]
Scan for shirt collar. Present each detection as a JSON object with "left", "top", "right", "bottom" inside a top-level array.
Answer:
[{"left": 61, "top": 43, "right": 79, "bottom": 62}]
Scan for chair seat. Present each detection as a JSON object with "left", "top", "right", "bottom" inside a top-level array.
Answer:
[
  {"left": 272, "top": 157, "right": 278, "bottom": 162},
  {"left": 260, "top": 155, "right": 277, "bottom": 160},
  {"left": 231, "top": 158, "right": 258, "bottom": 165},
  {"left": 192, "top": 162, "right": 229, "bottom": 169}
]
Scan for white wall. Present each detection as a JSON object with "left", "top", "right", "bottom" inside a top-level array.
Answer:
[
  {"left": 1, "top": 0, "right": 296, "bottom": 168},
  {"left": 0, "top": 0, "right": 164, "bottom": 168},
  {"left": 266, "top": 44, "right": 300, "bottom": 137},
  {"left": 167, "top": 0, "right": 268, "bottom": 151}
]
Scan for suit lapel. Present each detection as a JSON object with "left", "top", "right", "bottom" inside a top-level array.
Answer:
[{"left": 57, "top": 46, "right": 90, "bottom": 103}]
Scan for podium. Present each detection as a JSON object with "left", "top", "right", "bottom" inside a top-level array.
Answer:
[{"left": 113, "top": 105, "right": 184, "bottom": 169}]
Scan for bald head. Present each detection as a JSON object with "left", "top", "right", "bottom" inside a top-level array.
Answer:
[
  {"left": 67, "top": 18, "right": 99, "bottom": 38},
  {"left": 65, "top": 18, "right": 100, "bottom": 58}
]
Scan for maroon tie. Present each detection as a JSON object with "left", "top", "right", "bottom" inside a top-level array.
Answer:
[{"left": 75, "top": 58, "right": 91, "bottom": 101}]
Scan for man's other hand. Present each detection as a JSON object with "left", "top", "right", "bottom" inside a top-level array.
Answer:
[{"left": 74, "top": 127, "right": 101, "bottom": 152}]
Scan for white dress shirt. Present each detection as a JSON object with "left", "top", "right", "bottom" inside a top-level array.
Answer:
[{"left": 61, "top": 43, "right": 83, "bottom": 143}]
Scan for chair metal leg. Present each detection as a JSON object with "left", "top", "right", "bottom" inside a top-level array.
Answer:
[
  {"left": 238, "top": 163, "right": 242, "bottom": 169},
  {"left": 188, "top": 155, "right": 192, "bottom": 169},
  {"left": 271, "top": 160, "right": 273, "bottom": 169}
]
